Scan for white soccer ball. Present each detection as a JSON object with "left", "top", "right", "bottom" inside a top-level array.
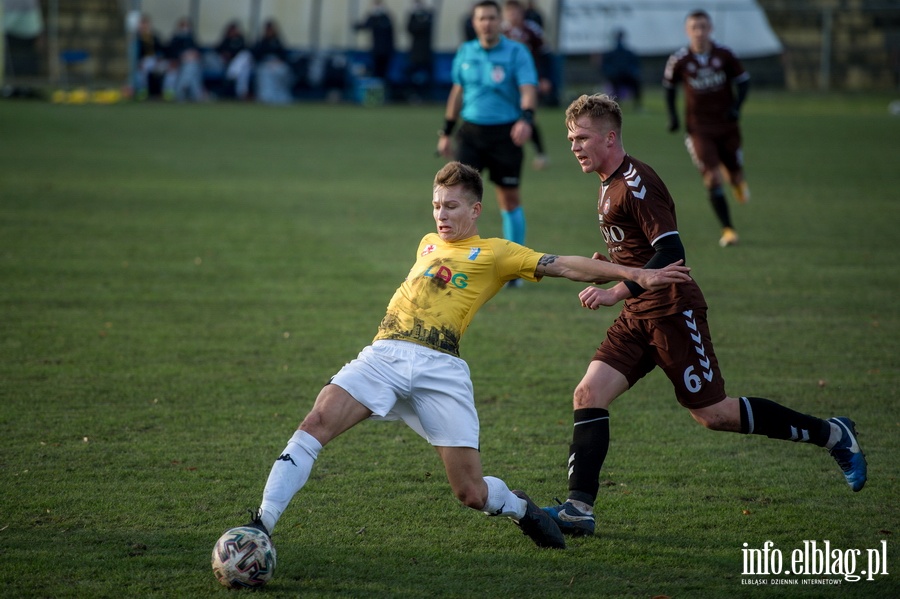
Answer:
[{"left": 211, "top": 526, "right": 277, "bottom": 589}]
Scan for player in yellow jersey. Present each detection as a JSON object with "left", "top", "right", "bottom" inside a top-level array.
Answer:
[{"left": 239, "top": 161, "right": 692, "bottom": 557}]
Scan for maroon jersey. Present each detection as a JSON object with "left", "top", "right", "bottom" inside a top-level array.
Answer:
[
  {"left": 503, "top": 22, "right": 544, "bottom": 59},
  {"left": 662, "top": 42, "right": 749, "bottom": 133},
  {"left": 598, "top": 155, "right": 706, "bottom": 318}
]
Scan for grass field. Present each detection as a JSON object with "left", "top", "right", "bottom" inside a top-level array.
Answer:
[{"left": 1, "top": 91, "right": 898, "bottom": 598}]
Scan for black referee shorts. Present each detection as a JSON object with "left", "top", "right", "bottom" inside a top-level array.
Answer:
[{"left": 456, "top": 121, "right": 523, "bottom": 188}]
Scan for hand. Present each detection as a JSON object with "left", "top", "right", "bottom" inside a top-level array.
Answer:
[
  {"left": 667, "top": 115, "right": 680, "bottom": 133},
  {"left": 437, "top": 134, "right": 453, "bottom": 159},
  {"left": 631, "top": 260, "right": 692, "bottom": 291},
  {"left": 579, "top": 285, "right": 620, "bottom": 310},
  {"left": 510, "top": 120, "right": 532, "bottom": 147},
  {"left": 726, "top": 106, "right": 740, "bottom": 122}
]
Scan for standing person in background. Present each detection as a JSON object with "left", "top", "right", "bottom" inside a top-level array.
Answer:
[
  {"left": 663, "top": 9, "right": 750, "bottom": 248},
  {"left": 3, "top": 0, "right": 44, "bottom": 77},
  {"left": 524, "top": 0, "right": 544, "bottom": 28},
  {"left": 599, "top": 29, "right": 641, "bottom": 111},
  {"left": 437, "top": 1, "right": 538, "bottom": 287},
  {"left": 540, "top": 94, "right": 866, "bottom": 539},
  {"left": 405, "top": 0, "right": 434, "bottom": 103},
  {"left": 502, "top": 0, "right": 552, "bottom": 170},
  {"left": 462, "top": 2, "right": 478, "bottom": 42},
  {"left": 355, "top": 0, "right": 395, "bottom": 80}
]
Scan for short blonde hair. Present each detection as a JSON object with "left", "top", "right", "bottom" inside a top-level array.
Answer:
[{"left": 565, "top": 94, "right": 623, "bottom": 134}]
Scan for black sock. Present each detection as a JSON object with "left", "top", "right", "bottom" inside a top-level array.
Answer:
[
  {"left": 566, "top": 408, "right": 610, "bottom": 506},
  {"left": 532, "top": 124, "right": 545, "bottom": 155},
  {"left": 738, "top": 396, "right": 832, "bottom": 446},
  {"left": 709, "top": 186, "right": 733, "bottom": 228}
]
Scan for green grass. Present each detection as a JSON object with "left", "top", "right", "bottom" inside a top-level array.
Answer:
[{"left": 1, "top": 91, "right": 898, "bottom": 598}]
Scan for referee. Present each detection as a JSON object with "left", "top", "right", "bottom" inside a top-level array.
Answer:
[{"left": 437, "top": 0, "right": 538, "bottom": 282}]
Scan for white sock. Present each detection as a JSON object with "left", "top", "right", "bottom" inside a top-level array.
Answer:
[
  {"left": 258, "top": 430, "right": 322, "bottom": 533},
  {"left": 481, "top": 476, "right": 526, "bottom": 519}
]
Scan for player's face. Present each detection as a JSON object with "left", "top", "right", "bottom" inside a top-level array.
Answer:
[
  {"left": 686, "top": 16, "right": 712, "bottom": 53},
  {"left": 503, "top": 5, "right": 524, "bottom": 27},
  {"left": 567, "top": 116, "right": 615, "bottom": 176},
  {"left": 433, "top": 185, "right": 482, "bottom": 242},
  {"left": 473, "top": 6, "right": 502, "bottom": 47}
]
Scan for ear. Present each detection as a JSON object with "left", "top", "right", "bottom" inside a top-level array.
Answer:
[{"left": 471, "top": 201, "right": 483, "bottom": 217}]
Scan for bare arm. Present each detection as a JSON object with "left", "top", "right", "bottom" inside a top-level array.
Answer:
[
  {"left": 578, "top": 235, "right": 689, "bottom": 309},
  {"left": 535, "top": 254, "right": 691, "bottom": 291},
  {"left": 519, "top": 83, "right": 538, "bottom": 112},
  {"left": 444, "top": 83, "right": 463, "bottom": 121},
  {"left": 510, "top": 84, "right": 537, "bottom": 146},
  {"left": 438, "top": 84, "right": 463, "bottom": 158}
]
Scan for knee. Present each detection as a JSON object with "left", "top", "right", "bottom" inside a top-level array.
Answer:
[
  {"left": 690, "top": 410, "right": 722, "bottom": 430},
  {"left": 573, "top": 384, "right": 590, "bottom": 409},
  {"left": 690, "top": 407, "right": 739, "bottom": 432},
  {"left": 704, "top": 171, "right": 723, "bottom": 188},
  {"left": 299, "top": 410, "right": 327, "bottom": 438},
  {"left": 453, "top": 482, "right": 486, "bottom": 510},
  {"left": 573, "top": 381, "right": 604, "bottom": 410}
]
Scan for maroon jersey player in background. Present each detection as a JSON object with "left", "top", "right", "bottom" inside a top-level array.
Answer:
[
  {"left": 540, "top": 93, "right": 867, "bottom": 538},
  {"left": 663, "top": 9, "right": 750, "bottom": 248},
  {"left": 502, "top": 0, "right": 552, "bottom": 170}
]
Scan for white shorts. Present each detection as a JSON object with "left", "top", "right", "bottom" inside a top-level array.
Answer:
[{"left": 329, "top": 340, "right": 479, "bottom": 448}]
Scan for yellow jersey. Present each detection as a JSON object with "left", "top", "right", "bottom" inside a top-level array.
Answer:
[{"left": 374, "top": 233, "right": 544, "bottom": 356}]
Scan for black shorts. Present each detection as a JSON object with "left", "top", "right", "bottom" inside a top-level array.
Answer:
[
  {"left": 593, "top": 308, "right": 727, "bottom": 409},
  {"left": 456, "top": 121, "right": 522, "bottom": 188}
]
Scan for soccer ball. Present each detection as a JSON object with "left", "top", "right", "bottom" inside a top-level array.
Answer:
[{"left": 211, "top": 526, "right": 277, "bottom": 589}]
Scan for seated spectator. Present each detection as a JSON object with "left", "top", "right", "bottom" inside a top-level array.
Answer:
[
  {"left": 211, "top": 20, "right": 248, "bottom": 98},
  {"left": 219, "top": 19, "right": 293, "bottom": 103},
  {"left": 252, "top": 19, "right": 294, "bottom": 104},
  {"left": 134, "top": 14, "right": 167, "bottom": 99},
  {"left": 165, "top": 17, "right": 205, "bottom": 101}
]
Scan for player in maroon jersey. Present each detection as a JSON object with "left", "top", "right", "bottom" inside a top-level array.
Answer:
[
  {"left": 663, "top": 9, "right": 750, "bottom": 248},
  {"left": 502, "top": 0, "right": 552, "bottom": 169},
  {"left": 540, "top": 94, "right": 867, "bottom": 537}
]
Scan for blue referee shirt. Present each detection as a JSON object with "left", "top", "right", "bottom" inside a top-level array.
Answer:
[{"left": 452, "top": 36, "right": 538, "bottom": 125}]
